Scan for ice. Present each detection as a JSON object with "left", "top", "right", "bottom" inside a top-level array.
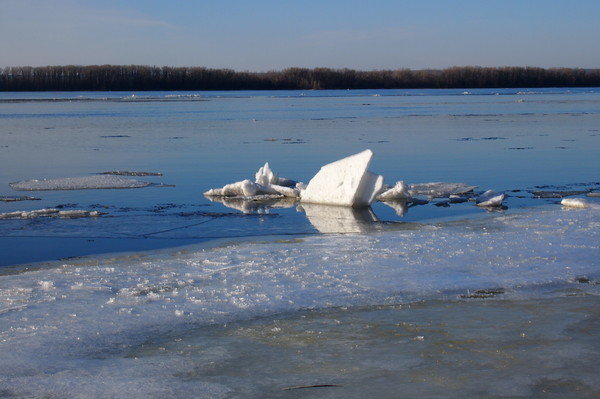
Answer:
[
  {"left": 0, "top": 208, "right": 103, "bottom": 219},
  {"left": 561, "top": 198, "right": 598, "bottom": 209},
  {"left": 254, "top": 162, "right": 295, "bottom": 187},
  {"left": 0, "top": 195, "right": 41, "bottom": 202},
  {"left": 100, "top": 171, "right": 163, "bottom": 176},
  {"left": 377, "top": 181, "right": 410, "bottom": 201},
  {"left": 408, "top": 182, "right": 477, "bottom": 198},
  {"left": 476, "top": 190, "right": 505, "bottom": 207},
  {"left": 0, "top": 206, "right": 598, "bottom": 397},
  {"left": 301, "top": 149, "right": 384, "bottom": 207},
  {"left": 9, "top": 175, "right": 151, "bottom": 191},
  {"left": 300, "top": 203, "right": 379, "bottom": 233},
  {"left": 205, "top": 164, "right": 299, "bottom": 198},
  {"left": 204, "top": 179, "right": 259, "bottom": 197}
]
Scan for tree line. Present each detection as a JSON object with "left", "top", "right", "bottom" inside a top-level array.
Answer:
[{"left": 1, "top": 65, "right": 599, "bottom": 91}]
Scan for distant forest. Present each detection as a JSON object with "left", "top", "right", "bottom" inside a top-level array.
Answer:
[{"left": 1, "top": 65, "right": 600, "bottom": 91}]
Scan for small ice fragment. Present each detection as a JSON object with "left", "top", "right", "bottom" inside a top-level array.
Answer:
[
  {"left": 255, "top": 162, "right": 296, "bottom": 187},
  {"left": 301, "top": 149, "right": 384, "bottom": 207},
  {"left": 0, "top": 195, "right": 41, "bottom": 202},
  {"left": 561, "top": 198, "right": 590, "bottom": 208},
  {"left": 476, "top": 190, "right": 505, "bottom": 207},
  {"left": 0, "top": 208, "right": 104, "bottom": 219},
  {"left": 377, "top": 181, "right": 410, "bottom": 201},
  {"left": 408, "top": 182, "right": 477, "bottom": 198},
  {"left": 215, "top": 180, "right": 259, "bottom": 196},
  {"left": 58, "top": 210, "right": 102, "bottom": 218},
  {"left": 38, "top": 281, "right": 54, "bottom": 290},
  {"left": 587, "top": 192, "right": 600, "bottom": 198},
  {"left": 9, "top": 175, "right": 151, "bottom": 191},
  {"left": 99, "top": 171, "right": 163, "bottom": 176}
]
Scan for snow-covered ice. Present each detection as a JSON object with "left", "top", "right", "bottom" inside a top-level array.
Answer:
[
  {"left": 408, "top": 182, "right": 477, "bottom": 198},
  {"left": 561, "top": 197, "right": 599, "bottom": 209},
  {"left": 9, "top": 175, "right": 152, "bottom": 191},
  {"left": 301, "top": 149, "right": 384, "bottom": 207},
  {"left": 0, "top": 208, "right": 104, "bottom": 219}
]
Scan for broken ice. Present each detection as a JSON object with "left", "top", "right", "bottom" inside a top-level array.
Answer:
[
  {"left": 9, "top": 175, "right": 152, "bottom": 191},
  {"left": 300, "top": 149, "right": 383, "bottom": 207}
]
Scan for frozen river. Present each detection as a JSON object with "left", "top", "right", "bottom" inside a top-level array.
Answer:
[{"left": 0, "top": 88, "right": 599, "bottom": 398}]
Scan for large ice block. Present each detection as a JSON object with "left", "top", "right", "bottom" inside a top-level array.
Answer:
[{"left": 300, "top": 150, "right": 384, "bottom": 207}]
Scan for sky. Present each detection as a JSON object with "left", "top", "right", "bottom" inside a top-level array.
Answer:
[{"left": 1, "top": 0, "right": 599, "bottom": 70}]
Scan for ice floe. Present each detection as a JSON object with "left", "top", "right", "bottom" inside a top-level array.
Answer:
[
  {"left": 0, "top": 195, "right": 41, "bottom": 202},
  {"left": 0, "top": 208, "right": 104, "bottom": 219},
  {"left": 9, "top": 175, "right": 152, "bottom": 191},
  {"left": 300, "top": 149, "right": 383, "bottom": 207},
  {"left": 99, "top": 171, "right": 163, "bottom": 176},
  {"left": 561, "top": 198, "right": 600, "bottom": 209},
  {"left": 476, "top": 190, "right": 505, "bottom": 207},
  {"left": 407, "top": 182, "right": 477, "bottom": 198}
]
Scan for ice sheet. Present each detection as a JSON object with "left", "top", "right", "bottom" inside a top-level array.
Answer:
[
  {"left": 0, "top": 206, "right": 598, "bottom": 397},
  {"left": 9, "top": 175, "right": 151, "bottom": 191}
]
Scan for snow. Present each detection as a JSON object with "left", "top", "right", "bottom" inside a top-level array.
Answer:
[
  {"left": 476, "top": 190, "right": 505, "bottom": 207},
  {"left": 408, "top": 182, "right": 477, "bottom": 198},
  {"left": 9, "top": 175, "right": 151, "bottom": 191},
  {"left": 300, "top": 149, "right": 384, "bottom": 207}
]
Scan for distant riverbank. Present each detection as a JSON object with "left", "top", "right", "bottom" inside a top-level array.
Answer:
[{"left": 2, "top": 65, "right": 599, "bottom": 91}]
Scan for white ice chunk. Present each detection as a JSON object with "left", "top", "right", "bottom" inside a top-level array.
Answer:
[
  {"left": 301, "top": 149, "right": 384, "bottom": 207},
  {"left": 300, "top": 203, "right": 379, "bottom": 233},
  {"left": 377, "top": 181, "right": 410, "bottom": 201},
  {"left": 476, "top": 190, "right": 505, "bottom": 207},
  {"left": 255, "top": 162, "right": 296, "bottom": 187},
  {"left": 267, "top": 184, "right": 300, "bottom": 198},
  {"left": 408, "top": 182, "right": 477, "bottom": 198},
  {"left": 9, "top": 175, "right": 151, "bottom": 191},
  {"left": 205, "top": 179, "right": 259, "bottom": 197},
  {"left": 561, "top": 198, "right": 592, "bottom": 208}
]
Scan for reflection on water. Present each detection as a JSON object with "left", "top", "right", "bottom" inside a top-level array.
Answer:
[
  {"left": 205, "top": 195, "right": 297, "bottom": 214},
  {"left": 206, "top": 195, "right": 412, "bottom": 233},
  {"left": 299, "top": 203, "right": 379, "bottom": 233}
]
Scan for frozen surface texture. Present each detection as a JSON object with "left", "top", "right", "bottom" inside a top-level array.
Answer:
[
  {"left": 301, "top": 149, "right": 384, "bottom": 207},
  {"left": 9, "top": 175, "right": 151, "bottom": 191},
  {"left": 408, "top": 182, "right": 477, "bottom": 198},
  {"left": 0, "top": 206, "right": 599, "bottom": 397},
  {"left": 0, "top": 208, "right": 103, "bottom": 219}
]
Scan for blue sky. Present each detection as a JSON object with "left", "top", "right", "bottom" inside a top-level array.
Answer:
[{"left": 1, "top": 0, "right": 599, "bottom": 70}]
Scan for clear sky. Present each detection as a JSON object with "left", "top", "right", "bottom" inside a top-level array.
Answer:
[{"left": 1, "top": 0, "right": 599, "bottom": 70}]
